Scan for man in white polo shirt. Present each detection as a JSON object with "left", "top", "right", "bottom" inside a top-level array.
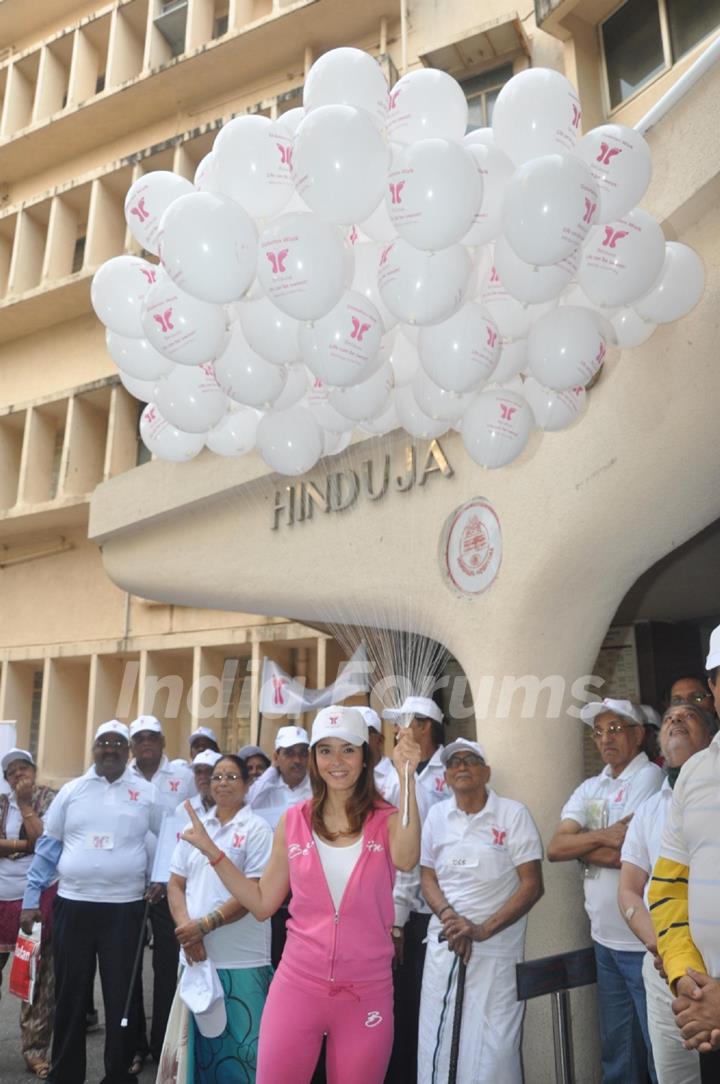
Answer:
[
  {"left": 649, "top": 623, "right": 720, "bottom": 1079},
  {"left": 246, "top": 725, "right": 311, "bottom": 826},
  {"left": 619, "top": 701, "right": 714, "bottom": 1083},
  {"left": 548, "top": 698, "right": 662, "bottom": 1084},
  {"left": 190, "top": 749, "right": 223, "bottom": 814},
  {"left": 128, "top": 714, "right": 195, "bottom": 1068},
  {"left": 418, "top": 738, "right": 543, "bottom": 1084},
  {"left": 20, "top": 720, "right": 164, "bottom": 1084},
  {"left": 188, "top": 726, "right": 220, "bottom": 760}
]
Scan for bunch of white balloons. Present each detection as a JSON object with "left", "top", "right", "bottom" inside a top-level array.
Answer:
[{"left": 91, "top": 48, "right": 704, "bottom": 474}]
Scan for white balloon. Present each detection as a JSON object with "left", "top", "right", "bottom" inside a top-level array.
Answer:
[
  {"left": 462, "top": 143, "right": 514, "bottom": 246},
  {"left": 124, "top": 172, "right": 195, "bottom": 255},
  {"left": 154, "top": 362, "right": 228, "bottom": 433},
  {"left": 394, "top": 385, "right": 449, "bottom": 439},
  {"left": 633, "top": 242, "right": 704, "bottom": 324},
  {"left": 159, "top": 192, "right": 257, "bottom": 304},
  {"left": 492, "top": 68, "right": 582, "bottom": 165},
  {"left": 269, "top": 365, "right": 308, "bottom": 411},
  {"left": 527, "top": 306, "right": 607, "bottom": 391},
  {"left": 388, "top": 330, "right": 420, "bottom": 386},
  {"left": 300, "top": 291, "right": 383, "bottom": 387},
  {"left": 378, "top": 239, "right": 471, "bottom": 326},
  {"left": 140, "top": 404, "right": 206, "bottom": 462},
  {"left": 491, "top": 337, "right": 527, "bottom": 384},
  {"left": 193, "top": 153, "right": 220, "bottom": 194},
  {"left": 579, "top": 209, "right": 666, "bottom": 307},
  {"left": 479, "top": 261, "right": 557, "bottom": 339},
  {"left": 464, "top": 128, "right": 495, "bottom": 146},
  {"left": 142, "top": 278, "right": 227, "bottom": 366},
  {"left": 91, "top": 256, "right": 160, "bottom": 338},
  {"left": 503, "top": 154, "right": 598, "bottom": 266},
  {"left": 119, "top": 370, "right": 157, "bottom": 403},
  {"left": 305, "top": 375, "right": 355, "bottom": 433},
  {"left": 359, "top": 197, "right": 396, "bottom": 242},
  {"left": 239, "top": 296, "right": 301, "bottom": 366},
  {"left": 461, "top": 388, "right": 534, "bottom": 468},
  {"left": 329, "top": 361, "right": 393, "bottom": 421},
  {"left": 323, "top": 429, "right": 354, "bottom": 456},
  {"left": 387, "top": 69, "right": 468, "bottom": 145},
  {"left": 522, "top": 377, "right": 586, "bottom": 431},
  {"left": 256, "top": 406, "right": 323, "bottom": 475},
  {"left": 213, "top": 115, "right": 294, "bottom": 219},
  {"left": 279, "top": 107, "right": 305, "bottom": 135},
  {"left": 358, "top": 397, "right": 399, "bottom": 436},
  {"left": 256, "top": 213, "right": 350, "bottom": 321},
  {"left": 206, "top": 406, "right": 260, "bottom": 456},
  {"left": 610, "top": 307, "right": 657, "bottom": 348},
  {"left": 214, "top": 324, "right": 288, "bottom": 409},
  {"left": 412, "top": 371, "right": 477, "bottom": 422},
  {"left": 303, "top": 48, "right": 388, "bottom": 130},
  {"left": 293, "top": 105, "right": 389, "bottom": 225},
  {"left": 351, "top": 241, "right": 398, "bottom": 332},
  {"left": 575, "top": 124, "right": 652, "bottom": 223},
  {"left": 106, "top": 330, "right": 174, "bottom": 381},
  {"left": 418, "top": 303, "right": 500, "bottom": 393},
  {"left": 386, "top": 140, "right": 482, "bottom": 251},
  {"left": 494, "top": 236, "right": 579, "bottom": 304}
]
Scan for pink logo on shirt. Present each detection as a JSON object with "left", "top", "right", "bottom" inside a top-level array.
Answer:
[
  {"left": 613, "top": 787, "right": 625, "bottom": 803},
  {"left": 434, "top": 778, "right": 446, "bottom": 793},
  {"left": 491, "top": 827, "right": 507, "bottom": 846},
  {"left": 93, "top": 835, "right": 110, "bottom": 849},
  {"left": 169, "top": 780, "right": 180, "bottom": 793},
  {"left": 128, "top": 789, "right": 139, "bottom": 802},
  {"left": 232, "top": 833, "right": 246, "bottom": 848}
]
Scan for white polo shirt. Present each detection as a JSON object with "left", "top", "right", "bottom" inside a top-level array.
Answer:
[
  {"left": 657, "top": 733, "right": 720, "bottom": 979},
  {"left": 421, "top": 788, "right": 543, "bottom": 958},
  {"left": 247, "top": 766, "right": 312, "bottom": 828},
  {"left": 170, "top": 804, "right": 272, "bottom": 969},
  {"left": 374, "top": 756, "right": 396, "bottom": 802},
  {"left": 0, "top": 796, "right": 36, "bottom": 901},
  {"left": 44, "top": 766, "right": 163, "bottom": 903},
  {"left": 560, "top": 752, "right": 662, "bottom": 951},
  {"left": 384, "top": 747, "right": 450, "bottom": 811},
  {"left": 130, "top": 755, "right": 195, "bottom": 813},
  {"left": 621, "top": 779, "right": 672, "bottom": 905}
]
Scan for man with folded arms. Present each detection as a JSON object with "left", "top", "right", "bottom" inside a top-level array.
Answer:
[
  {"left": 20, "top": 721, "right": 164, "bottom": 1084},
  {"left": 418, "top": 738, "right": 543, "bottom": 1083}
]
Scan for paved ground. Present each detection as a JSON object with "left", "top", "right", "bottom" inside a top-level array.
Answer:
[{"left": 0, "top": 947, "right": 158, "bottom": 1084}]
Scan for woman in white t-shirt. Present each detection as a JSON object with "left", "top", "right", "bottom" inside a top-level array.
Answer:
[{"left": 167, "top": 754, "right": 273, "bottom": 1084}]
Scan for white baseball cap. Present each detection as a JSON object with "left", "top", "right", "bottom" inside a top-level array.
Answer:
[
  {"left": 356, "top": 706, "right": 382, "bottom": 733},
  {"left": 311, "top": 706, "right": 368, "bottom": 747},
  {"left": 95, "top": 720, "right": 130, "bottom": 742},
  {"left": 275, "top": 726, "right": 310, "bottom": 750},
  {"left": 192, "top": 750, "right": 222, "bottom": 769},
  {"left": 179, "top": 959, "right": 226, "bottom": 1038},
  {"left": 1, "top": 748, "right": 35, "bottom": 774},
  {"left": 382, "top": 696, "right": 443, "bottom": 725},
  {"left": 129, "top": 715, "right": 163, "bottom": 739},
  {"left": 188, "top": 727, "right": 218, "bottom": 746},
  {"left": 580, "top": 699, "right": 644, "bottom": 727},
  {"left": 440, "top": 738, "right": 487, "bottom": 765},
  {"left": 706, "top": 624, "right": 720, "bottom": 670},
  {"left": 238, "top": 745, "right": 268, "bottom": 760}
]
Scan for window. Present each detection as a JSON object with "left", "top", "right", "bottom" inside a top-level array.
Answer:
[
  {"left": 603, "top": 0, "right": 720, "bottom": 109},
  {"left": 462, "top": 64, "right": 513, "bottom": 129}
]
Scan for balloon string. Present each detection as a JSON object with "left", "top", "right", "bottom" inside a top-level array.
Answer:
[{"left": 403, "top": 758, "right": 410, "bottom": 828}]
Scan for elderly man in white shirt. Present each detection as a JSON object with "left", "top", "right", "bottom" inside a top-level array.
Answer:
[
  {"left": 20, "top": 720, "right": 164, "bottom": 1084},
  {"left": 548, "top": 697, "right": 663, "bottom": 1084},
  {"left": 418, "top": 738, "right": 543, "bottom": 1084},
  {"left": 619, "top": 701, "right": 714, "bottom": 1084}
]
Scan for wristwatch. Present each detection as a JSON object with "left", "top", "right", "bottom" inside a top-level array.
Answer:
[
  {"left": 624, "top": 905, "right": 637, "bottom": 923},
  {"left": 391, "top": 926, "right": 403, "bottom": 940}
]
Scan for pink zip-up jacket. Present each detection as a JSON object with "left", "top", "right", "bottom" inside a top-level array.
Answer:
[{"left": 282, "top": 799, "right": 397, "bottom": 985}]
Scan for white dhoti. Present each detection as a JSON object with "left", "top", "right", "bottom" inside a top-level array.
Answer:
[
  {"left": 642, "top": 952, "right": 700, "bottom": 1084},
  {"left": 417, "top": 940, "right": 524, "bottom": 1084}
]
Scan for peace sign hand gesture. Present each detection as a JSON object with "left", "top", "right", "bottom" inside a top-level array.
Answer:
[{"left": 181, "top": 801, "right": 219, "bottom": 860}]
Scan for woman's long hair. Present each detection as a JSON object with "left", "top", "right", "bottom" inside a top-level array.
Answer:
[{"left": 309, "top": 742, "right": 389, "bottom": 842}]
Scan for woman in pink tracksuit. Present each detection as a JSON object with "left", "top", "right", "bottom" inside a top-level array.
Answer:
[{"left": 181, "top": 703, "right": 421, "bottom": 1084}]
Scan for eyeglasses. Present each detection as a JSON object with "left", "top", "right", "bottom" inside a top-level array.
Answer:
[
  {"left": 96, "top": 738, "right": 127, "bottom": 749},
  {"left": 591, "top": 723, "right": 634, "bottom": 741},
  {"left": 670, "top": 693, "right": 712, "bottom": 705},
  {"left": 446, "top": 754, "right": 484, "bottom": 769},
  {"left": 210, "top": 772, "right": 243, "bottom": 783}
]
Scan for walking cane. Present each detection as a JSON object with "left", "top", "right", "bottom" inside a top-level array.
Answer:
[
  {"left": 121, "top": 898, "right": 152, "bottom": 1028},
  {"left": 447, "top": 954, "right": 468, "bottom": 1084}
]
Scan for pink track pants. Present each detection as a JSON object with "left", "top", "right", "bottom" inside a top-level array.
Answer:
[{"left": 256, "top": 963, "right": 394, "bottom": 1084}]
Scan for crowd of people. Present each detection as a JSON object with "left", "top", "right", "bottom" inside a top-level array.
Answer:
[{"left": 0, "top": 629, "right": 719, "bottom": 1084}]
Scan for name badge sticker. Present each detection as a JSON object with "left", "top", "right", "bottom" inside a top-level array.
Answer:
[{"left": 85, "top": 832, "right": 114, "bottom": 850}]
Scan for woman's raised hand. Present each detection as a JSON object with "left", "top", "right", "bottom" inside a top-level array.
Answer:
[
  {"left": 180, "top": 801, "right": 217, "bottom": 858},
  {"left": 392, "top": 727, "right": 422, "bottom": 776}
]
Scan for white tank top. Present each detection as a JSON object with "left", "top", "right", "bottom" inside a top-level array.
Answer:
[{"left": 312, "top": 833, "right": 363, "bottom": 911}]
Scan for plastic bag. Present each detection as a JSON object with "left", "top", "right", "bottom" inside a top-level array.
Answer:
[{"left": 9, "top": 922, "right": 41, "bottom": 1004}]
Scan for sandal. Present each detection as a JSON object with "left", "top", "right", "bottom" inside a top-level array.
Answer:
[
  {"left": 129, "top": 1053, "right": 146, "bottom": 1076},
  {"left": 25, "top": 1059, "right": 50, "bottom": 1079}
]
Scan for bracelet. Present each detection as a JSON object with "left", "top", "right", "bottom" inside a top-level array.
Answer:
[
  {"left": 208, "top": 851, "right": 226, "bottom": 868},
  {"left": 438, "top": 904, "right": 454, "bottom": 919},
  {"left": 21, "top": 812, "right": 36, "bottom": 820}
]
